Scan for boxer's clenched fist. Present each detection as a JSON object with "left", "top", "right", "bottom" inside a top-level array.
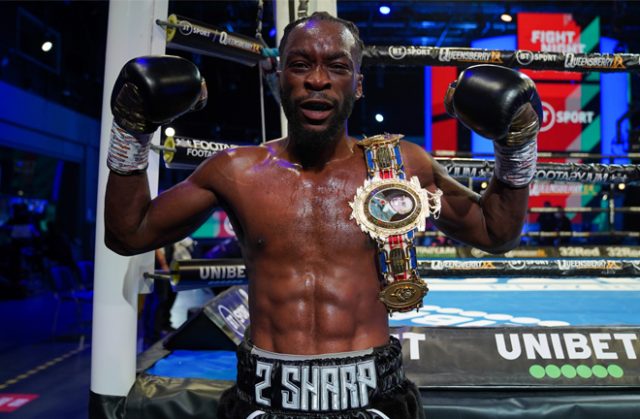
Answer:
[
  {"left": 111, "top": 55, "right": 207, "bottom": 135},
  {"left": 107, "top": 55, "right": 207, "bottom": 175},
  {"left": 445, "top": 64, "right": 541, "bottom": 187}
]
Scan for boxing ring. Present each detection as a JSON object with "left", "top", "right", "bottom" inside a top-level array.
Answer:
[
  {"left": 116, "top": 261, "right": 640, "bottom": 418},
  {"left": 90, "top": 1, "right": 640, "bottom": 418}
]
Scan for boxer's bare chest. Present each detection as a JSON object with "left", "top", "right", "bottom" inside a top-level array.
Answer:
[{"left": 227, "top": 152, "right": 373, "bottom": 256}]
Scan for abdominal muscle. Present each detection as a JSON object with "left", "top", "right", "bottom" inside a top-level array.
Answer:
[{"left": 247, "top": 258, "right": 390, "bottom": 355}]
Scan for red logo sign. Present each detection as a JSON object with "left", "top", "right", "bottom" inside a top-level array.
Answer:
[
  {"left": 0, "top": 394, "right": 39, "bottom": 412},
  {"left": 518, "top": 12, "right": 583, "bottom": 81},
  {"left": 535, "top": 84, "right": 585, "bottom": 154}
]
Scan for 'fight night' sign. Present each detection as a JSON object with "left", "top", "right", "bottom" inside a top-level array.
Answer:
[
  {"left": 518, "top": 13, "right": 585, "bottom": 81},
  {"left": 517, "top": 13, "right": 602, "bottom": 212}
]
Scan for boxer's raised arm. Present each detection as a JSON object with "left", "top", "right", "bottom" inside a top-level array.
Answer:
[
  {"left": 105, "top": 161, "right": 219, "bottom": 256},
  {"left": 103, "top": 55, "right": 213, "bottom": 255},
  {"left": 404, "top": 144, "right": 527, "bottom": 254},
  {"left": 405, "top": 65, "right": 539, "bottom": 253},
  {"left": 429, "top": 157, "right": 528, "bottom": 253}
]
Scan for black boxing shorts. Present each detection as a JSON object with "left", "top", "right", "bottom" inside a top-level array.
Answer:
[{"left": 217, "top": 336, "right": 425, "bottom": 419}]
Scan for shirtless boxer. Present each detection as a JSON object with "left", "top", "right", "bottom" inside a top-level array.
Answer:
[{"left": 104, "top": 12, "right": 540, "bottom": 419}]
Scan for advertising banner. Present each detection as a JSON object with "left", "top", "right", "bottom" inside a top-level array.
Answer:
[
  {"left": 518, "top": 13, "right": 602, "bottom": 223},
  {"left": 202, "top": 285, "right": 250, "bottom": 345},
  {"left": 192, "top": 210, "right": 236, "bottom": 239},
  {"left": 517, "top": 13, "right": 586, "bottom": 81},
  {"left": 394, "top": 326, "right": 640, "bottom": 388}
]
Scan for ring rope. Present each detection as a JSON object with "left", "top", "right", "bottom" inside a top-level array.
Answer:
[
  {"left": 436, "top": 158, "right": 640, "bottom": 184},
  {"left": 259, "top": 45, "right": 638, "bottom": 73},
  {"left": 157, "top": 14, "right": 639, "bottom": 76},
  {"left": 148, "top": 258, "right": 640, "bottom": 291},
  {"left": 150, "top": 137, "right": 640, "bottom": 184},
  {"left": 529, "top": 207, "right": 640, "bottom": 213},
  {"left": 417, "top": 258, "right": 640, "bottom": 277},
  {"left": 524, "top": 231, "right": 640, "bottom": 238},
  {"left": 432, "top": 150, "right": 640, "bottom": 160},
  {"left": 362, "top": 45, "right": 637, "bottom": 73},
  {"left": 254, "top": 0, "right": 269, "bottom": 143},
  {"left": 255, "top": 0, "right": 265, "bottom": 41},
  {"left": 415, "top": 230, "right": 640, "bottom": 238}
]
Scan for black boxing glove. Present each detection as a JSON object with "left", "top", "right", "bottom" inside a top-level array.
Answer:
[
  {"left": 108, "top": 55, "right": 207, "bottom": 175},
  {"left": 445, "top": 64, "right": 541, "bottom": 187}
]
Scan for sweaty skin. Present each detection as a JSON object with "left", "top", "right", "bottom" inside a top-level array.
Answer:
[{"left": 105, "top": 20, "right": 528, "bottom": 354}]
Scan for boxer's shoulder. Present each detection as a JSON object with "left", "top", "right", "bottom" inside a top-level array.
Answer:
[
  {"left": 399, "top": 141, "right": 450, "bottom": 195},
  {"left": 398, "top": 139, "right": 427, "bottom": 156},
  {"left": 398, "top": 140, "right": 436, "bottom": 179},
  {"left": 228, "top": 138, "right": 286, "bottom": 163},
  {"left": 199, "top": 143, "right": 275, "bottom": 172}
]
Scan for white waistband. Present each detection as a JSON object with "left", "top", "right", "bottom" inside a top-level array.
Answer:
[{"left": 250, "top": 345, "right": 374, "bottom": 361}]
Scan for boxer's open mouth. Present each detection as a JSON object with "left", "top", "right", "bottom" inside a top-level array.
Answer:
[{"left": 299, "top": 99, "right": 334, "bottom": 122}]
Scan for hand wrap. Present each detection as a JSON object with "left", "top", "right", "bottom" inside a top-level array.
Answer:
[
  {"left": 107, "top": 55, "right": 206, "bottom": 175},
  {"left": 493, "top": 137, "right": 537, "bottom": 188},
  {"left": 107, "top": 122, "right": 151, "bottom": 175}
]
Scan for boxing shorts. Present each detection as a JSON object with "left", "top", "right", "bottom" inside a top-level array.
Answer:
[{"left": 217, "top": 336, "right": 425, "bottom": 419}]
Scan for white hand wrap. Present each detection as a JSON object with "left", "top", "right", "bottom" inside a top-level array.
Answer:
[
  {"left": 107, "top": 122, "right": 151, "bottom": 175},
  {"left": 493, "top": 139, "right": 537, "bottom": 188}
]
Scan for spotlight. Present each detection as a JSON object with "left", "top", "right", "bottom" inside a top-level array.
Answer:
[
  {"left": 379, "top": 5, "right": 391, "bottom": 15},
  {"left": 480, "top": 181, "right": 488, "bottom": 189},
  {"left": 500, "top": 13, "right": 513, "bottom": 23},
  {"left": 375, "top": 113, "right": 384, "bottom": 122},
  {"left": 618, "top": 183, "right": 626, "bottom": 191},
  {"left": 164, "top": 127, "right": 175, "bottom": 137},
  {"left": 41, "top": 41, "right": 53, "bottom": 52},
  {"left": 500, "top": 6, "right": 513, "bottom": 23},
  {"left": 602, "top": 193, "right": 609, "bottom": 201}
]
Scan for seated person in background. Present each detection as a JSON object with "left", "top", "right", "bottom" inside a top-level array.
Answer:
[
  {"left": 537, "top": 201, "right": 556, "bottom": 246},
  {"left": 555, "top": 206, "right": 572, "bottom": 245},
  {"left": 149, "top": 245, "right": 176, "bottom": 342}
]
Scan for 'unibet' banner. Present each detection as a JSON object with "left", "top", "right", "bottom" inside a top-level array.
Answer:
[{"left": 394, "top": 326, "right": 640, "bottom": 388}]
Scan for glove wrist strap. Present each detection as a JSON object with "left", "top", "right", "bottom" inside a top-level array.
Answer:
[
  {"left": 504, "top": 112, "right": 540, "bottom": 146},
  {"left": 107, "top": 121, "right": 151, "bottom": 175}
]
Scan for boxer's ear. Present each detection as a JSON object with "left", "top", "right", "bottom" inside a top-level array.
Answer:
[{"left": 355, "top": 73, "right": 364, "bottom": 100}]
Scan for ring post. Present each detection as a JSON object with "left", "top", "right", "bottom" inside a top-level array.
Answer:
[{"left": 90, "top": 0, "right": 168, "bottom": 412}]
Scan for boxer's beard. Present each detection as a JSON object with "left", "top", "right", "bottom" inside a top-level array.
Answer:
[{"left": 281, "top": 91, "right": 356, "bottom": 157}]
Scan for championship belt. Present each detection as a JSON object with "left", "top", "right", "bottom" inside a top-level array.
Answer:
[{"left": 350, "top": 134, "right": 442, "bottom": 312}]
